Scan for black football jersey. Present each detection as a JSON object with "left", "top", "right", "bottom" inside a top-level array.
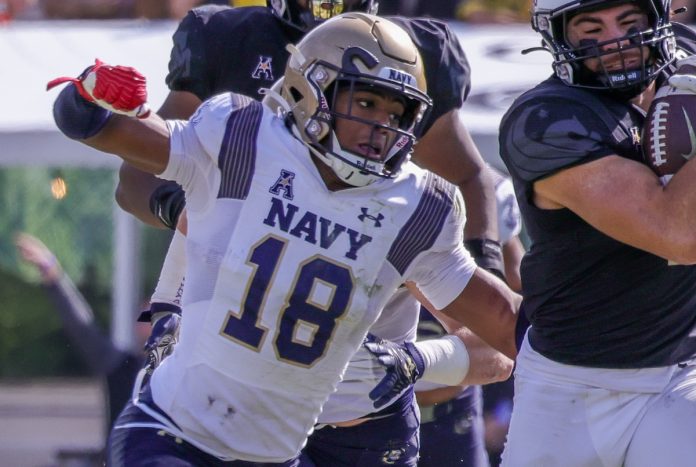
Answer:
[
  {"left": 164, "top": 5, "right": 471, "bottom": 133},
  {"left": 165, "top": 6, "right": 303, "bottom": 101},
  {"left": 498, "top": 24, "right": 696, "bottom": 368}
]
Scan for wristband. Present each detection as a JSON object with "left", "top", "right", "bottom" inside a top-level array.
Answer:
[
  {"left": 414, "top": 335, "right": 470, "bottom": 386},
  {"left": 138, "top": 302, "right": 182, "bottom": 323},
  {"left": 464, "top": 238, "right": 505, "bottom": 281},
  {"left": 53, "top": 83, "right": 113, "bottom": 140}
]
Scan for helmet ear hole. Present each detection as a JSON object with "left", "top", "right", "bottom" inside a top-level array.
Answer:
[{"left": 289, "top": 86, "right": 304, "bottom": 103}]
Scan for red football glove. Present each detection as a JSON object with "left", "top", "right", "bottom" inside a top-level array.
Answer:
[{"left": 47, "top": 59, "right": 150, "bottom": 118}]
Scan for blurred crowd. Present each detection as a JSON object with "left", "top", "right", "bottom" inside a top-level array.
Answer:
[
  {"left": 3, "top": 0, "right": 696, "bottom": 24},
  {"left": 1, "top": 0, "right": 537, "bottom": 22},
  {"left": 2, "top": 0, "right": 228, "bottom": 20}
]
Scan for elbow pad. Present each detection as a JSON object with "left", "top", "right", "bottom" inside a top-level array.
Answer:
[
  {"left": 53, "top": 83, "right": 112, "bottom": 140},
  {"left": 149, "top": 182, "right": 187, "bottom": 230},
  {"left": 464, "top": 238, "right": 505, "bottom": 281}
]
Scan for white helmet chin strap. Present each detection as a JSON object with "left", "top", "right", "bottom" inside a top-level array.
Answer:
[
  {"left": 261, "top": 86, "right": 375, "bottom": 187},
  {"left": 259, "top": 86, "right": 293, "bottom": 115},
  {"left": 306, "top": 138, "right": 377, "bottom": 187}
]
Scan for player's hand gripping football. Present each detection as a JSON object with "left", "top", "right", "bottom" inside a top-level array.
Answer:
[
  {"left": 46, "top": 58, "right": 150, "bottom": 118},
  {"left": 363, "top": 334, "right": 425, "bottom": 409}
]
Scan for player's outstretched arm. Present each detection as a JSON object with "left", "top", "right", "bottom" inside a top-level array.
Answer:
[
  {"left": 48, "top": 60, "right": 171, "bottom": 175},
  {"left": 115, "top": 90, "right": 204, "bottom": 228},
  {"left": 410, "top": 268, "right": 520, "bottom": 360},
  {"left": 445, "top": 326, "right": 513, "bottom": 387},
  {"left": 363, "top": 316, "right": 513, "bottom": 408}
]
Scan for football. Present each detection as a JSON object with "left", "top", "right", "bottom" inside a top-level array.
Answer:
[{"left": 642, "top": 76, "right": 696, "bottom": 184}]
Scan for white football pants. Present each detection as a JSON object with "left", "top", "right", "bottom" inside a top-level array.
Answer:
[{"left": 501, "top": 334, "right": 696, "bottom": 467}]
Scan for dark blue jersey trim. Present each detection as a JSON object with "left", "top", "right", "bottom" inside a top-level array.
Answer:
[
  {"left": 217, "top": 95, "right": 263, "bottom": 200},
  {"left": 387, "top": 172, "right": 456, "bottom": 275}
]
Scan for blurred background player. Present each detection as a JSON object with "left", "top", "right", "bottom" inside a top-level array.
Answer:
[{"left": 14, "top": 232, "right": 145, "bottom": 437}]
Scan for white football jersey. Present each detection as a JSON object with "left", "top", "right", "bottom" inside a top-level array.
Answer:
[{"left": 142, "top": 93, "right": 473, "bottom": 462}]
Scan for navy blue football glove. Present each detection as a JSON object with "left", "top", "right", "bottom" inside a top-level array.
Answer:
[
  {"left": 363, "top": 334, "right": 425, "bottom": 409},
  {"left": 143, "top": 311, "right": 181, "bottom": 375}
]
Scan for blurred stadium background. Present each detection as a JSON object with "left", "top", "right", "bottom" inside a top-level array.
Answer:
[{"left": 0, "top": 3, "right": 551, "bottom": 466}]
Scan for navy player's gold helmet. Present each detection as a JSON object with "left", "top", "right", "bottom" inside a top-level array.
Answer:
[
  {"left": 268, "top": 0, "right": 378, "bottom": 32},
  {"left": 531, "top": 0, "right": 677, "bottom": 95},
  {"left": 274, "top": 12, "right": 431, "bottom": 187}
]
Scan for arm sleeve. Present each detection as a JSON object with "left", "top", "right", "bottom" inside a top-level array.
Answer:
[{"left": 150, "top": 229, "right": 187, "bottom": 307}]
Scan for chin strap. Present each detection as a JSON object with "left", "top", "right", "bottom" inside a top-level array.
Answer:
[{"left": 259, "top": 86, "right": 293, "bottom": 115}]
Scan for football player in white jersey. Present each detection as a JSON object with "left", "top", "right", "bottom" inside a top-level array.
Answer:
[
  {"left": 48, "top": 13, "right": 519, "bottom": 465},
  {"left": 140, "top": 227, "right": 514, "bottom": 466}
]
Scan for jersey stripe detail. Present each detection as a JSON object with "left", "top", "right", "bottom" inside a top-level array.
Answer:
[
  {"left": 387, "top": 172, "right": 455, "bottom": 275},
  {"left": 217, "top": 95, "right": 263, "bottom": 199}
]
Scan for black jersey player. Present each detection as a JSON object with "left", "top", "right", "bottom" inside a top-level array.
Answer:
[{"left": 499, "top": 1, "right": 696, "bottom": 465}]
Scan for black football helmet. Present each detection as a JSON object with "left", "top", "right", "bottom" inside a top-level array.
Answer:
[
  {"left": 531, "top": 0, "right": 677, "bottom": 96},
  {"left": 267, "top": 0, "right": 378, "bottom": 32}
]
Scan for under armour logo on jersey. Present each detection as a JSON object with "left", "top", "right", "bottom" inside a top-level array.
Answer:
[
  {"left": 358, "top": 208, "right": 384, "bottom": 227},
  {"left": 269, "top": 170, "right": 295, "bottom": 200},
  {"left": 252, "top": 56, "right": 274, "bottom": 81},
  {"left": 381, "top": 448, "right": 405, "bottom": 464}
]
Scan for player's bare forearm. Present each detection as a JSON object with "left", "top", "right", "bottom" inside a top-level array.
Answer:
[
  {"left": 455, "top": 328, "right": 513, "bottom": 386},
  {"left": 49, "top": 60, "right": 171, "bottom": 176},
  {"left": 439, "top": 270, "right": 519, "bottom": 360},
  {"left": 421, "top": 301, "right": 514, "bottom": 386},
  {"left": 84, "top": 113, "right": 170, "bottom": 175},
  {"left": 458, "top": 167, "right": 498, "bottom": 240},
  {"left": 406, "top": 272, "right": 519, "bottom": 359}
]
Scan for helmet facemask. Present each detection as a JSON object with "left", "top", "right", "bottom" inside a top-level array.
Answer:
[
  {"left": 532, "top": 0, "right": 677, "bottom": 97},
  {"left": 301, "top": 63, "right": 429, "bottom": 186},
  {"left": 277, "top": 13, "right": 432, "bottom": 187}
]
